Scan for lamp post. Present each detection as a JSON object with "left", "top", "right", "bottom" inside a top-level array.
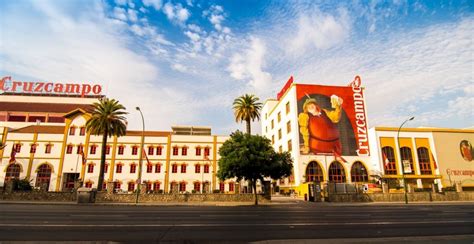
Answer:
[
  {"left": 397, "top": 116, "right": 414, "bottom": 204},
  {"left": 135, "top": 107, "right": 145, "bottom": 204}
]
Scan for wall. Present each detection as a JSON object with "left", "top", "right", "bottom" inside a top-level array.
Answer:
[
  {"left": 328, "top": 191, "right": 474, "bottom": 202},
  {"left": 432, "top": 131, "right": 474, "bottom": 188}
]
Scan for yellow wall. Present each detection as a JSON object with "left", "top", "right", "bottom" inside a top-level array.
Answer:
[{"left": 379, "top": 137, "right": 400, "bottom": 175}]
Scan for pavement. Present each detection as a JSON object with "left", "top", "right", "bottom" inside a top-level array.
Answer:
[{"left": 0, "top": 200, "right": 473, "bottom": 242}]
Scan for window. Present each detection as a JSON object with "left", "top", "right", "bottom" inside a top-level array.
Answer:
[
  {"left": 279, "top": 145, "right": 283, "bottom": 153},
  {"left": 153, "top": 182, "right": 161, "bottom": 191},
  {"left": 90, "top": 145, "right": 97, "bottom": 155},
  {"left": 204, "top": 147, "right": 210, "bottom": 157},
  {"left": 155, "top": 164, "right": 161, "bottom": 173},
  {"left": 146, "top": 164, "right": 153, "bottom": 173},
  {"left": 45, "top": 144, "right": 52, "bottom": 154},
  {"left": 195, "top": 164, "right": 201, "bottom": 173},
  {"left": 114, "top": 182, "right": 121, "bottom": 191},
  {"left": 85, "top": 182, "right": 92, "bottom": 188},
  {"left": 87, "top": 164, "right": 94, "bottom": 173},
  {"left": 79, "top": 127, "right": 86, "bottom": 136},
  {"left": 173, "top": 146, "right": 179, "bottom": 155},
  {"left": 132, "top": 146, "right": 138, "bottom": 155},
  {"left": 35, "top": 164, "right": 52, "bottom": 188},
  {"left": 328, "top": 162, "right": 346, "bottom": 183},
  {"left": 105, "top": 145, "right": 111, "bottom": 155},
  {"left": 204, "top": 164, "right": 210, "bottom": 173},
  {"left": 229, "top": 182, "right": 234, "bottom": 192},
  {"left": 271, "top": 120, "right": 274, "bottom": 129},
  {"left": 66, "top": 145, "right": 73, "bottom": 154},
  {"left": 400, "top": 147, "right": 414, "bottom": 174},
  {"left": 265, "top": 126, "right": 268, "bottom": 133},
  {"left": 69, "top": 127, "right": 76, "bottom": 135},
  {"left": 305, "top": 161, "right": 324, "bottom": 182},
  {"left": 156, "top": 146, "right": 162, "bottom": 155},
  {"left": 130, "top": 164, "right": 137, "bottom": 173},
  {"left": 196, "top": 147, "right": 202, "bottom": 156},
  {"left": 128, "top": 182, "right": 135, "bottom": 192},
  {"left": 179, "top": 182, "right": 186, "bottom": 192},
  {"left": 287, "top": 140, "right": 292, "bottom": 151},
  {"left": 181, "top": 164, "right": 187, "bottom": 173},
  {"left": 148, "top": 146, "right": 154, "bottom": 155},
  {"left": 104, "top": 164, "right": 108, "bottom": 173},
  {"left": 146, "top": 182, "right": 152, "bottom": 192},
  {"left": 30, "top": 144, "right": 37, "bottom": 154},
  {"left": 285, "top": 102, "right": 290, "bottom": 114},
  {"left": 277, "top": 112, "right": 281, "bottom": 122},
  {"left": 417, "top": 147, "right": 432, "bottom": 175},
  {"left": 118, "top": 146, "right": 124, "bottom": 155},
  {"left": 287, "top": 121, "right": 291, "bottom": 133},
  {"left": 194, "top": 182, "right": 200, "bottom": 192},
  {"left": 278, "top": 129, "right": 282, "bottom": 139},
  {"left": 116, "top": 164, "right": 122, "bottom": 173},
  {"left": 272, "top": 135, "right": 275, "bottom": 144},
  {"left": 351, "top": 161, "right": 368, "bottom": 182},
  {"left": 382, "top": 146, "right": 397, "bottom": 175},
  {"left": 219, "top": 182, "right": 225, "bottom": 192},
  {"left": 172, "top": 164, "right": 178, "bottom": 173},
  {"left": 182, "top": 147, "right": 187, "bottom": 156},
  {"left": 13, "top": 143, "right": 21, "bottom": 153},
  {"left": 77, "top": 145, "right": 84, "bottom": 154},
  {"left": 280, "top": 178, "right": 285, "bottom": 185},
  {"left": 5, "top": 164, "right": 21, "bottom": 181}
]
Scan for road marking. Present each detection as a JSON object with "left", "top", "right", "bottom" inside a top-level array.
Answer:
[
  {"left": 0, "top": 220, "right": 472, "bottom": 228},
  {"left": 69, "top": 214, "right": 127, "bottom": 218}
]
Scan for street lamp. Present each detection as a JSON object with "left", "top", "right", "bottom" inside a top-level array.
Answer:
[
  {"left": 135, "top": 107, "right": 145, "bottom": 204},
  {"left": 397, "top": 116, "right": 414, "bottom": 204}
]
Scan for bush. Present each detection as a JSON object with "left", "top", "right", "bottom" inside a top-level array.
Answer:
[
  {"left": 443, "top": 186, "right": 456, "bottom": 192},
  {"left": 157, "top": 189, "right": 164, "bottom": 194},
  {"left": 212, "top": 189, "right": 221, "bottom": 194},
  {"left": 12, "top": 178, "right": 33, "bottom": 191},
  {"left": 414, "top": 188, "right": 432, "bottom": 192}
]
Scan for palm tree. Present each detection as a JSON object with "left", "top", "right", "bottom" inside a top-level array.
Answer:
[
  {"left": 233, "top": 94, "right": 263, "bottom": 134},
  {"left": 86, "top": 98, "right": 128, "bottom": 191}
]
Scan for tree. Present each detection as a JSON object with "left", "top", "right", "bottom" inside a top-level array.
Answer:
[
  {"left": 233, "top": 94, "right": 263, "bottom": 134},
  {"left": 217, "top": 131, "right": 293, "bottom": 205},
  {"left": 86, "top": 98, "right": 127, "bottom": 191}
]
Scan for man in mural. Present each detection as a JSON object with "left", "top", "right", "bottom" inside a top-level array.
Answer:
[{"left": 298, "top": 95, "right": 345, "bottom": 162}]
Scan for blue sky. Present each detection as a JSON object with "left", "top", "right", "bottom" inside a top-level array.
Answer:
[{"left": 1, "top": 0, "right": 473, "bottom": 134}]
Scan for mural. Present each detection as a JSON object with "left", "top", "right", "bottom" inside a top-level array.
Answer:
[
  {"left": 297, "top": 76, "right": 370, "bottom": 160},
  {"left": 460, "top": 140, "right": 473, "bottom": 162}
]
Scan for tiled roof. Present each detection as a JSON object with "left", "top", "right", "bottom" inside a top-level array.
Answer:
[
  {"left": 0, "top": 102, "right": 92, "bottom": 113},
  {"left": 11, "top": 125, "right": 65, "bottom": 134}
]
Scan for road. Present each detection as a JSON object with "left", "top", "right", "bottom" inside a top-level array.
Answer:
[{"left": 0, "top": 202, "right": 473, "bottom": 243}]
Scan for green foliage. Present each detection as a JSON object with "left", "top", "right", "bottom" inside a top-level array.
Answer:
[
  {"left": 217, "top": 131, "right": 293, "bottom": 204},
  {"left": 233, "top": 94, "right": 262, "bottom": 134},
  {"left": 212, "top": 189, "right": 221, "bottom": 194},
  {"left": 86, "top": 98, "right": 128, "bottom": 191},
  {"left": 442, "top": 186, "right": 456, "bottom": 192},
  {"left": 12, "top": 178, "right": 33, "bottom": 191}
]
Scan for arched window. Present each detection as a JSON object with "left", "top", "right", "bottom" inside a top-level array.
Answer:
[
  {"left": 35, "top": 164, "right": 52, "bottom": 189},
  {"left": 5, "top": 164, "right": 21, "bottom": 181},
  {"left": 351, "top": 162, "right": 368, "bottom": 182},
  {"left": 417, "top": 147, "right": 432, "bottom": 175},
  {"left": 305, "top": 161, "right": 324, "bottom": 182},
  {"left": 400, "top": 147, "right": 414, "bottom": 174},
  {"left": 170, "top": 182, "right": 178, "bottom": 193},
  {"left": 382, "top": 146, "right": 397, "bottom": 175},
  {"left": 328, "top": 162, "right": 346, "bottom": 183}
]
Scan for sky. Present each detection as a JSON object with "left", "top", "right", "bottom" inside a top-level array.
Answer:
[{"left": 0, "top": 0, "right": 473, "bottom": 135}]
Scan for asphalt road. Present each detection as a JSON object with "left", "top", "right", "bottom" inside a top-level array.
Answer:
[{"left": 0, "top": 202, "right": 473, "bottom": 243}]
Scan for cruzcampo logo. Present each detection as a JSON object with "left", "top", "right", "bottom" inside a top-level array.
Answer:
[{"left": 0, "top": 76, "right": 102, "bottom": 97}]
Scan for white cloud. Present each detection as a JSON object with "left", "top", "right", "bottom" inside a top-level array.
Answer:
[
  {"left": 142, "top": 0, "right": 162, "bottom": 11},
  {"left": 115, "top": 0, "right": 127, "bottom": 6},
  {"left": 184, "top": 31, "right": 200, "bottom": 42},
  {"left": 128, "top": 9, "right": 138, "bottom": 22},
  {"left": 228, "top": 37, "right": 272, "bottom": 91},
  {"left": 188, "top": 24, "right": 202, "bottom": 33},
  {"left": 113, "top": 7, "right": 127, "bottom": 21},
  {"left": 163, "top": 2, "right": 190, "bottom": 25},
  {"left": 203, "top": 5, "right": 229, "bottom": 32},
  {"left": 171, "top": 63, "right": 188, "bottom": 73},
  {"left": 288, "top": 8, "right": 351, "bottom": 54}
]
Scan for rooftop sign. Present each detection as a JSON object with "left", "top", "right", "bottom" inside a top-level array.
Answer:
[{"left": 0, "top": 76, "right": 102, "bottom": 97}]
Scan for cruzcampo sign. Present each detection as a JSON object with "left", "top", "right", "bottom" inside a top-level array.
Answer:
[{"left": 0, "top": 76, "right": 102, "bottom": 97}]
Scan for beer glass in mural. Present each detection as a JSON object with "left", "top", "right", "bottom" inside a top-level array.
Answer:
[
  {"left": 460, "top": 140, "right": 473, "bottom": 162},
  {"left": 297, "top": 76, "right": 370, "bottom": 158}
]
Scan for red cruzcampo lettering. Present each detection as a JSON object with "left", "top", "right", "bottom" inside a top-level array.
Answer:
[
  {"left": 81, "top": 84, "right": 91, "bottom": 97},
  {"left": 352, "top": 76, "right": 370, "bottom": 156},
  {"left": 44, "top": 83, "right": 53, "bottom": 92},
  {"left": 0, "top": 76, "right": 102, "bottom": 96},
  {"left": 92, "top": 84, "right": 102, "bottom": 94}
]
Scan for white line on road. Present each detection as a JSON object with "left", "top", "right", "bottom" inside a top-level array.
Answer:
[{"left": 0, "top": 220, "right": 472, "bottom": 228}]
